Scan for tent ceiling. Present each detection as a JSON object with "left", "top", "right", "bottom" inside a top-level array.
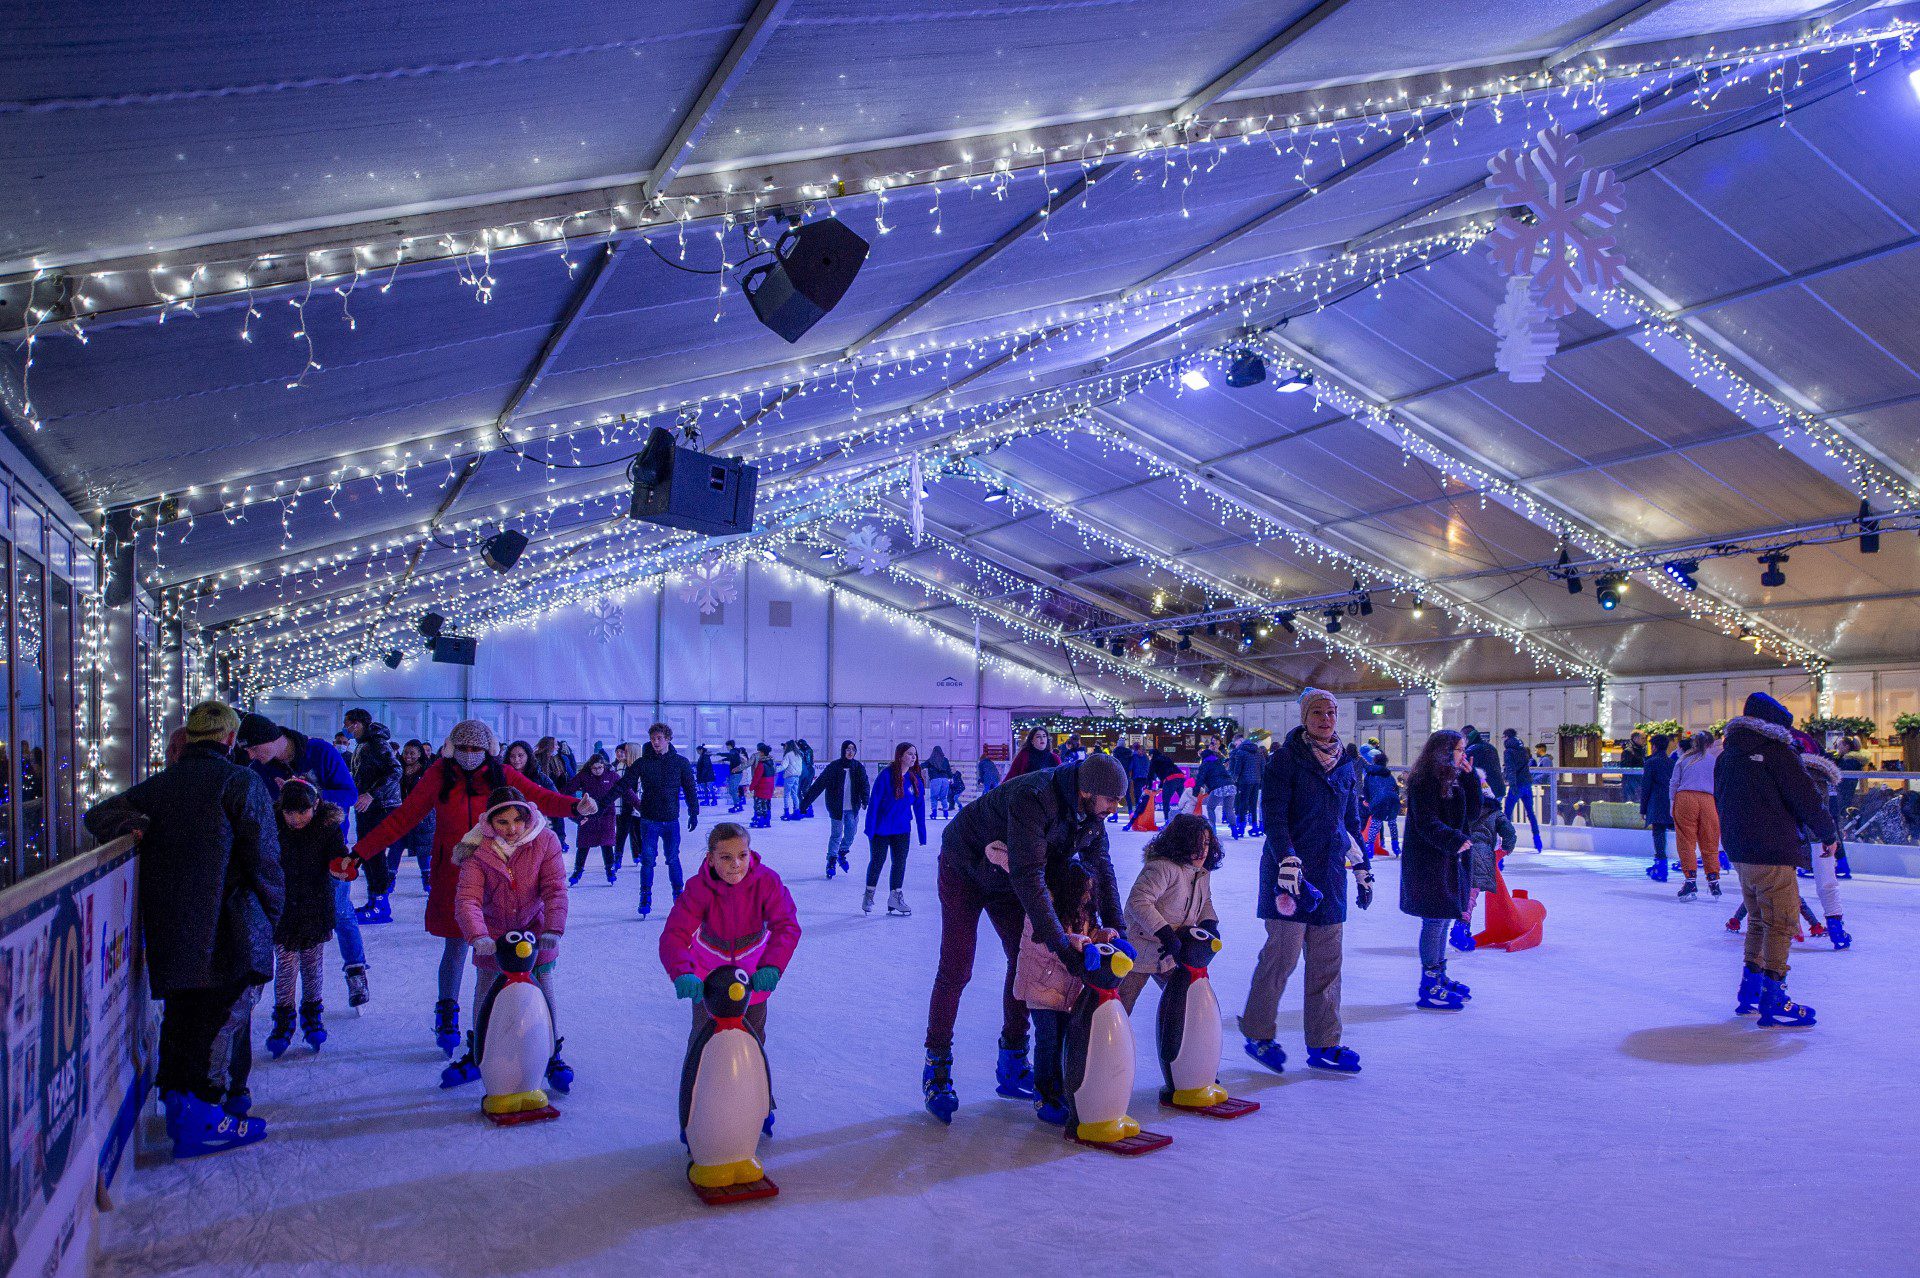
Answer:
[{"left": 5, "top": 0, "right": 1918, "bottom": 700}]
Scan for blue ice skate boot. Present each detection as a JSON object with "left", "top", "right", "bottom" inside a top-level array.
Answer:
[
  {"left": 1033, "top": 1094, "right": 1069, "bottom": 1125},
  {"left": 1417, "top": 969, "right": 1465, "bottom": 1010},
  {"left": 223, "top": 1088, "right": 252, "bottom": 1119},
  {"left": 1736, "top": 966, "right": 1763, "bottom": 1015},
  {"left": 923, "top": 1050, "right": 958, "bottom": 1124},
  {"left": 1757, "top": 978, "right": 1815, "bottom": 1027},
  {"left": 265, "top": 1004, "right": 296, "bottom": 1059},
  {"left": 1449, "top": 919, "right": 1476, "bottom": 952},
  {"left": 1835, "top": 852, "right": 1852, "bottom": 880},
  {"left": 1646, "top": 859, "right": 1669, "bottom": 883},
  {"left": 299, "top": 1000, "right": 327, "bottom": 1051},
  {"left": 1243, "top": 1038, "right": 1287, "bottom": 1074},
  {"left": 545, "top": 1038, "right": 573, "bottom": 1094},
  {"left": 1306, "top": 1045, "right": 1361, "bottom": 1074},
  {"left": 440, "top": 1035, "right": 481, "bottom": 1088},
  {"left": 995, "top": 1043, "right": 1036, "bottom": 1099},
  {"left": 1441, "top": 972, "right": 1472, "bottom": 999},
  {"left": 172, "top": 1093, "right": 267, "bottom": 1158},
  {"left": 1825, "top": 916, "right": 1851, "bottom": 950},
  {"left": 1720, "top": 851, "right": 1731, "bottom": 873},
  {"left": 355, "top": 894, "right": 392, "bottom": 925},
  {"left": 432, "top": 998, "right": 460, "bottom": 1057}
]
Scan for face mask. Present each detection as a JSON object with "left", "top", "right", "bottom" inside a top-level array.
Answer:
[{"left": 453, "top": 748, "right": 485, "bottom": 771}]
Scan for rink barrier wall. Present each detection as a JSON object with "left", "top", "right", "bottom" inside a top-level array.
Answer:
[{"left": 0, "top": 835, "right": 150, "bottom": 1278}]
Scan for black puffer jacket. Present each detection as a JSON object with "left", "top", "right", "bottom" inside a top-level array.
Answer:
[
  {"left": 1466, "top": 732, "right": 1505, "bottom": 799},
  {"left": 276, "top": 803, "right": 347, "bottom": 951},
  {"left": 1401, "top": 767, "right": 1483, "bottom": 919},
  {"left": 623, "top": 743, "right": 699, "bottom": 822},
  {"left": 84, "top": 741, "right": 284, "bottom": 996},
  {"left": 800, "top": 757, "right": 870, "bottom": 819},
  {"left": 1258, "top": 728, "right": 1364, "bottom": 926},
  {"left": 1715, "top": 711, "right": 1836, "bottom": 867},
  {"left": 350, "top": 722, "right": 402, "bottom": 810},
  {"left": 941, "top": 761, "right": 1124, "bottom": 955}
]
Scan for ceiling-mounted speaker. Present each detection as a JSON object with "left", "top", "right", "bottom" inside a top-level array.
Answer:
[
  {"left": 482, "top": 530, "right": 528, "bottom": 573},
  {"left": 739, "top": 219, "right": 871, "bottom": 343}
]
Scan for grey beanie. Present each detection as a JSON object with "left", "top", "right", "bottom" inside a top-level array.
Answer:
[
  {"left": 1299, "top": 687, "right": 1336, "bottom": 717},
  {"left": 1075, "top": 753, "right": 1129, "bottom": 800}
]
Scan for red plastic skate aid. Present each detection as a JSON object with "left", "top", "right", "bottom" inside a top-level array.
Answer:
[
  {"left": 1065, "top": 1128, "right": 1172, "bottom": 1156},
  {"left": 1472, "top": 865, "right": 1545, "bottom": 952},
  {"left": 1130, "top": 803, "right": 1159, "bottom": 833},
  {"left": 1162, "top": 1096, "right": 1260, "bottom": 1120},
  {"left": 485, "top": 1105, "right": 560, "bottom": 1126},
  {"left": 693, "top": 1177, "right": 779, "bottom": 1206}
]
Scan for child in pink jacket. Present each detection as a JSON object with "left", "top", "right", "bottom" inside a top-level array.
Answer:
[
  {"left": 660, "top": 821, "right": 800, "bottom": 1048},
  {"left": 447, "top": 787, "right": 571, "bottom": 1090}
]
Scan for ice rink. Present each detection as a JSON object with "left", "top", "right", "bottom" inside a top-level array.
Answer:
[{"left": 100, "top": 813, "right": 1920, "bottom": 1276}]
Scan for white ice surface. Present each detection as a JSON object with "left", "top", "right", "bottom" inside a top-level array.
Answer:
[{"left": 99, "top": 818, "right": 1920, "bottom": 1276}]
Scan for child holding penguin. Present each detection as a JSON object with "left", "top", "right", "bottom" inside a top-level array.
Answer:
[
  {"left": 1118, "top": 813, "right": 1221, "bottom": 1014},
  {"left": 661, "top": 823, "right": 802, "bottom": 1047}
]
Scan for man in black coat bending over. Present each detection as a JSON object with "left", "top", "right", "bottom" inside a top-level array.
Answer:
[
  {"left": 921, "top": 754, "right": 1130, "bottom": 1123},
  {"left": 85, "top": 700, "right": 283, "bottom": 1158}
]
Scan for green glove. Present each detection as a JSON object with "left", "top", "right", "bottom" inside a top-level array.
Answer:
[
  {"left": 673, "top": 974, "right": 703, "bottom": 1000},
  {"left": 750, "top": 965, "right": 781, "bottom": 993}
]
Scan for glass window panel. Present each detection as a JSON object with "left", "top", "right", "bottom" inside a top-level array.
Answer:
[
  {"left": 49, "top": 576, "right": 75, "bottom": 861},
  {"left": 16, "top": 555, "right": 46, "bottom": 879},
  {"left": 11, "top": 499, "right": 40, "bottom": 557}
]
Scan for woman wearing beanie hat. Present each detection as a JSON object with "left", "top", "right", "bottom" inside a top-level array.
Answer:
[
  {"left": 342, "top": 719, "right": 595, "bottom": 1066},
  {"left": 1238, "top": 688, "right": 1369, "bottom": 1076}
]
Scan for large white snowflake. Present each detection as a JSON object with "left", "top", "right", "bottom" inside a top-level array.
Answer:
[
  {"left": 584, "top": 597, "right": 624, "bottom": 644},
  {"left": 1493, "top": 276, "right": 1560, "bottom": 383},
  {"left": 678, "top": 561, "right": 738, "bottom": 615},
  {"left": 841, "top": 524, "right": 893, "bottom": 576},
  {"left": 1485, "top": 126, "right": 1625, "bottom": 318}
]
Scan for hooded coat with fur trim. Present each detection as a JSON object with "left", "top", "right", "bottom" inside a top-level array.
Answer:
[
  {"left": 1714, "top": 713, "right": 1837, "bottom": 867},
  {"left": 276, "top": 801, "right": 347, "bottom": 951},
  {"left": 451, "top": 807, "right": 569, "bottom": 967}
]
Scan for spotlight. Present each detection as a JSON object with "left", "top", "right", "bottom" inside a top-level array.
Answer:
[
  {"left": 1276, "top": 370, "right": 1314, "bottom": 393},
  {"left": 1411, "top": 596, "right": 1426, "bottom": 620},
  {"left": 1358, "top": 593, "right": 1373, "bottom": 618},
  {"left": 738, "top": 216, "right": 871, "bottom": 343},
  {"left": 482, "top": 529, "right": 528, "bottom": 573},
  {"left": 1859, "top": 500, "right": 1880, "bottom": 554},
  {"left": 1663, "top": 559, "right": 1700, "bottom": 592},
  {"left": 1138, "top": 633, "right": 1153, "bottom": 650},
  {"left": 1177, "top": 629, "right": 1194, "bottom": 652},
  {"left": 1225, "top": 351, "right": 1267, "bottom": 388},
  {"left": 1179, "top": 367, "right": 1211, "bottom": 391},
  {"left": 1276, "top": 610, "right": 1297, "bottom": 635},
  {"left": 1323, "top": 608, "right": 1343, "bottom": 634},
  {"left": 819, "top": 544, "right": 837, "bottom": 560},
  {"left": 1759, "top": 551, "right": 1788, "bottom": 588},
  {"left": 1238, "top": 621, "right": 1255, "bottom": 647},
  {"left": 382, "top": 649, "right": 403, "bottom": 670},
  {"left": 418, "top": 612, "right": 444, "bottom": 639},
  {"left": 1596, "top": 574, "right": 1624, "bottom": 610},
  {"left": 1557, "top": 547, "right": 1582, "bottom": 595},
  {"left": 1204, "top": 621, "right": 1219, "bottom": 638},
  {"left": 984, "top": 485, "right": 1010, "bottom": 504},
  {"left": 1257, "top": 623, "right": 1272, "bottom": 638}
]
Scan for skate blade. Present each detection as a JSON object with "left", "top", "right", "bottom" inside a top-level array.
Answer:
[
  {"left": 1161, "top": 1096, "right": 1260, "bottom": 1120},
  {"left": 1065, "top": 1129, "right": 1172, "bottom": 1155},
  {"left": 485, "top": 1105, "right": 560, "bottom": 1126},
  {"left": 693, "top": 1177, "right": 780, "bottom": 1206}
]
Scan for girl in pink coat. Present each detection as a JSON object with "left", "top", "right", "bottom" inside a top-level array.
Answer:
[
  {"left": 660, "top": 821, "right": 801, "bottom": 1047},
  {"left": 445, "top": 788, "right": 572, "bottom": 1091}
]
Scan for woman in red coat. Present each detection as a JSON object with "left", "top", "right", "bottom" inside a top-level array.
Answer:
[
  {"left": 341, "top": 719, "right": 592, "bottom": 1058},
  {"left": 1004, "top": 728, "right": 1061, "bottom": 779}
]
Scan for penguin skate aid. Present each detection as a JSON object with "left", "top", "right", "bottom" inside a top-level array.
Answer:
[{"left": 660, "top": 821, "right": 802, "bottom": 1202}]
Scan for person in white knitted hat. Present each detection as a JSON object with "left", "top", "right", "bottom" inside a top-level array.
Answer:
[{"left": 341, "top": 719, "right": 595, "bottom": 1074}]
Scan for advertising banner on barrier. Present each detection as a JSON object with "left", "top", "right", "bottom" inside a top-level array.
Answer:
[{"left": 0, "top": 844, "right": 148, "bottom": 1278}]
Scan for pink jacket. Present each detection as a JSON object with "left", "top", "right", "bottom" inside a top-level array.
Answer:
[
  {"left": 1013, "top": 917, "right": 1081, "bottom": 1013},
  {"left": 451, "top": 816, "right": 569, "bottom": 969},
  {"left": 659, "top": 852, "right": 800, "bottom": 1006}
]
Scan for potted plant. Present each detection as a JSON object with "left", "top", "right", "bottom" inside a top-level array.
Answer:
[
  {"left": 1633, "top": 719, "right": 1683, "bottom": 741},
  {"left": 1897, "top": 712, "right": 1920, "bottom": 770},
  {"left": 1557, "top": 722, "right": 1604, "bottom": 768}
]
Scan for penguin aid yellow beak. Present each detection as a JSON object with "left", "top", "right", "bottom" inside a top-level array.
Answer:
[
  {"left": 1210, "top": 937, "right": 1223, "bottom": 953},
  {"left": 727, "top": 982, "right": 747, "bottom": 1002},
  {"left": 1111, "top": 952, "right": 1134, "bottom": 978},
  {"left": 515, "top": 940, "right": 534, "bottom": 959}
]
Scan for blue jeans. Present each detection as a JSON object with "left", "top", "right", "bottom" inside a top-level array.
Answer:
[
  {"left": 640, "top": 819, "right": 685, "bottom": 901},
  {"left": 1418, "top": 917, "right": 1450, "bottom": 969},
  {"left": 827, "top": 811, "right": 859, "bottom": 861},
  {"left": 1503, "top": 785, "right": 1541, "bottom": 846},
  {"left": 332, "top": 881, "right": 366, "bottom": 968},
  {"left": 783, "top": 776, "right": 802, "bottom": 814},
  {"left": 929, "top": 777, "right": 951, "bottom": 816}
]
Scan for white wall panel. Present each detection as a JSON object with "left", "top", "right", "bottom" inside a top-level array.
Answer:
[
  {"left": 663, "top": 706, "right": 696, "bottom": 747},
  {"left": 830, "top": 708, "right": 860, "bottom": 750},
  {"left": 796, "top": 705, "right": 828, "bottom": 744},
  {"left": 1683, "top": 682, "right": 1724, "bottom": 728},
  {"left": 696, "top": 707, "right": 728, "bottom": 746},
  {"left": 982, "top": 708, "right": 1011, "bottom": 754},
  {"left": 506, "top": 704, "right": 545, "bottom": 744},
  {"left": 587, "top": 705, "right": 622, "bottom": 747},
  {"left": 630, "top": 707, "right": 662, "bottom": 742},
  {"left": 763, "top": 706, "right": 796, "bottom": 744},
  {"left": 861, "top": 708, "right": 891, "bottom": 759},
  {"left": 1495, "top": 690, "right": 1529, "bottom": 737}
]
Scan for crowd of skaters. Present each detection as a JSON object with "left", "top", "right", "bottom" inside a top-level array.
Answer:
[{"left": 83, "top": 684, "right": 1843, "bottom": 1159}]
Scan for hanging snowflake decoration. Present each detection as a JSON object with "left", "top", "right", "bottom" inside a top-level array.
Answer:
[
  {"left": 841, "top": 524, "right": 894, "bottom": 576},
  {"left": 584, "top": 597, "right": 624, "bottom": 645},
  {"left": 678, "top": 560, "right": 738, "bottom": 615},
  {"left": 1493, "top": 276, "right": 1560, "bottom": 383},
  {"left": 1485, "top": 126, "right": 1626, "bottom": 318},
  {"left": 909, "top": 454, "right": 926, "bottom": 547}
]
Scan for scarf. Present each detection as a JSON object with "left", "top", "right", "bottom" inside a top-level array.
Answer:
[{"left": 1306, "top": 730, "right": 1344, "bottom": 773}]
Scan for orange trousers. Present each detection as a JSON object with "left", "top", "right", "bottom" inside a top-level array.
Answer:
[{"left": 1673, "top": 790, "right": 1721, "bottom": 879}]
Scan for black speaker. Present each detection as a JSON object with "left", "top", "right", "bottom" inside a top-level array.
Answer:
[
  {"left": 482, "top": 530, "right": 528, "bottom": 573},
  {"left": 628, "top": 426, "right": 759, "bottom": 535},
  {"left": 739, "top": 219, "right": 870, "bottom": 343},
  {"left": 430, "top": 635, "right": 478, "bottom": 666}
]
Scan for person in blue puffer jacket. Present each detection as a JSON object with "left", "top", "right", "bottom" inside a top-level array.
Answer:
[{"left": 864, "top": 742, "right": 928, "bottom": 917}]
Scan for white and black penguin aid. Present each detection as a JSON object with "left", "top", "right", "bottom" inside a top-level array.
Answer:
[
  {"left": 1157, "top": 926, "right": 1259, "bottom": 1120},
  {"left": 1062, "top": 939, "right": 1171, "bottom": 1156},
  {"left": 679, "top": 966, "right": 779, "bottom": 1205},
  {"left": 477, "top": 929, "right": 559, "bottom": 1125}
]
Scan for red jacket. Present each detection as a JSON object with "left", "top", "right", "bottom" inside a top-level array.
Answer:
[
  {"left": 355, "top": 758, "right": 578, "bottom": 939},
  {"left": 750, "top": 758, "right": 777, "bottom": 800},
  {"left": 659, "top": 852, "right": 799, "bottom": 1006}
]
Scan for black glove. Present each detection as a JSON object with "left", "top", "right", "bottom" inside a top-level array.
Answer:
[
  {"left": 687, "top": 811, "right": 699, "bottom": 832},
  {"left": 1353, "top": 862, "right": 1375, "bottom": 911},
  {"left": 1154, "top": 924, "right": 1179, "bottom": 955}
]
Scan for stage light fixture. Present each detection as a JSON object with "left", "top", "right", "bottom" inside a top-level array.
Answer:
[
  {"left": 1557, "top": 547, "right": 1582, "bottom": 595},
  {"left": 1759, "top": 552, "right": 1788, "bottom": 588},
  {"left": 1275, "top": 370, "right": 1314, "bottom": 393},
  {"left": 1276, "top": 610, "right": 1297, "bottom": 635},
  {"left": 1410, "top": 596, "right": 1425, "bottom": 620},
  {"left": 984, "top": 486, "right": 1010, "bottom": 504},
  {"left": 1224, "top": 351, "right": 1267, "bottom": 388},
  {"left": 482, "top": 529, "right": 528, "bottom": 573},
  {"left": 1596, "top": 575, "right": 1624, "bottom": 610},
  {"left": 1323, "top": 608, "right": 1343, "bottom": 633},
  {"left": 1204, "top": 622, "right": 1219, "bottom": 638},
  {"left": 1663, "top": 559, "right": 1700, "bottom": 592},
  {"left": 1179, "top": 368, "right": 1211, "bottom": 391},
  {"left": 1859, "top": 500, "right": 1880, "bottom": 554},
  {"left": 1177, "top": 629, "right": 1194, "bottom": 652}
]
